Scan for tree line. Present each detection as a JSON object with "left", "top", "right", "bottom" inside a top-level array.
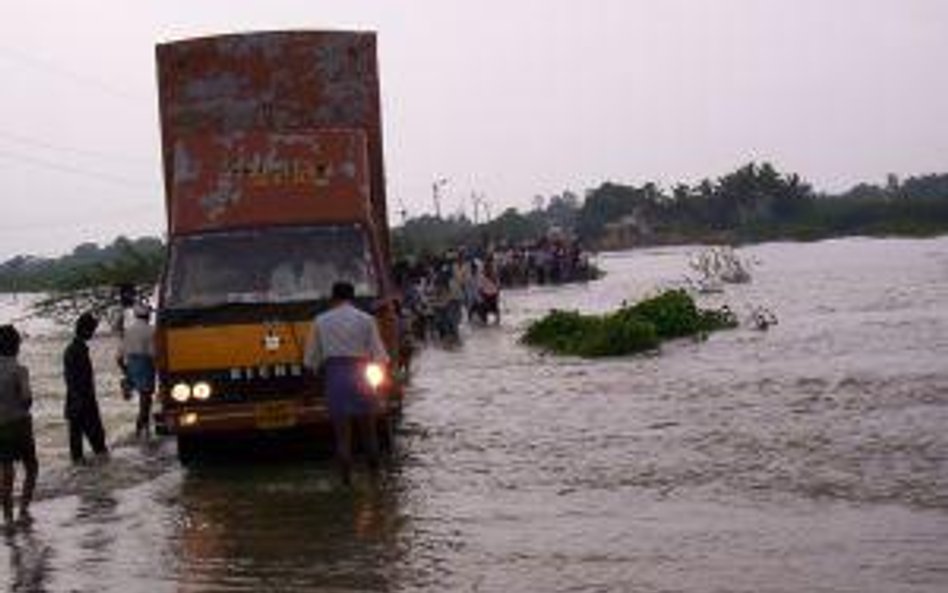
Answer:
[
  {"left": 2, "top": 163, "right": 947, "bottom": 294},
  {"left": 0, "top": 236, "right": 164, "bottom": 293},
  {"left": 396, "top": 163, "right": 948, "bottom": 255}
]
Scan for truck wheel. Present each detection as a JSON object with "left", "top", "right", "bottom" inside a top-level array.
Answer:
[
  {"left": 372, "top": 415, "right": 390, "bottom": 454},
  {"left": 177, "top": 435, "right": 199, "bottom": 465}
]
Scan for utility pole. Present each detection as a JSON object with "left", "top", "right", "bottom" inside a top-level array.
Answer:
[
  {"left": 481, "top": 195, "right": 492, "bottom": 223},
  {"left": 432, "top": 177, "right": 448, "bottom": 219},
  {"left": 472, "top": 192, "right": 491, "bottom": 225},
  {"left": 395, "top": 194, "right": 409, "bottom": 225}
]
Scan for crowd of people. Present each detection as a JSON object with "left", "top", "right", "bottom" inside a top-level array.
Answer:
[
  {"left": 394, "top": 253, "right": 500, "bottom": 346},
  {"left": 485, "top": 238, "right": 597, "bottom": 288},
  {"left": 393, "top": 237, "right": 596, "bottom": 346}
]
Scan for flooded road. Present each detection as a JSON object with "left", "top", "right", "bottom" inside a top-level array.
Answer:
[{"left": 3, "top": 236, "right": 948, "bottom": 592}]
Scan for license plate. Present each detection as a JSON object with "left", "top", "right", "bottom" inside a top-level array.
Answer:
[{"left": 255, "top": 402, "right": 297, "bottom": 429}]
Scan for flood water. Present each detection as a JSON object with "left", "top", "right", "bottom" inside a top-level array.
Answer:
[{"left": 2, "top": 236, "right": 947, "bottom": 592}]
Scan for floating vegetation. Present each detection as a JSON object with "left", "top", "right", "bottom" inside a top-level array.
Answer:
[{"left": 521, "top": 289, "right": 737, "bottom": 357}]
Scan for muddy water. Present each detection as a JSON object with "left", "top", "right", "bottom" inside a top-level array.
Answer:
[{"left": 2, "top": 236, "right": 947, "bottom": 592}]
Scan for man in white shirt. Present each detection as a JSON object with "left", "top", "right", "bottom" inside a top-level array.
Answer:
[
  {"left": 117, "top": 304, "right": 156, "bottom": 437},
  {"left": 304, "top": 281, "right": 389, "bottom": 485}
]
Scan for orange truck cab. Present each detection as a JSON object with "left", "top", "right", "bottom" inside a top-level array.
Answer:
[{"left": 154, "top": 31, "right": 400, "bottom": 463}]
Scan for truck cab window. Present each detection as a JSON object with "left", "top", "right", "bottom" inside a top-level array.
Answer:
[{"left": 165, "top": 225, "right": 377, "bottom": 309}]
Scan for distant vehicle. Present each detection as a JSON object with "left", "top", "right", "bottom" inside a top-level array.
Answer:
[{"left": 154, "top": 31, "right": 401, "bottom": 463}]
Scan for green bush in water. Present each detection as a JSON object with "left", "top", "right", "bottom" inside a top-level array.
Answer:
[
  {"left": 623, "top": 288, "right": 737, "bottom": 337},
  {"left": 577, "top": 313, "right": 659, "bottom": 357},
  {"left": 622, "top": 289, "right": 699, "bottom": 338},
  {"left": 521, "top": 309, "right": 593, "bottom": 355},
  {"left": 521, "top": 289, "right": 736, "bottom": 358}
]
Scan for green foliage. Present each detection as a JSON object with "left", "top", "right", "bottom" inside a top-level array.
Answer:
[
  {"left": 576, "top": 314, "right": 659, "bottom": 357},
  {"left": 392, "top": 199, "right": 572, "bottom": 259},
  {"left": 622, "top": 289, "right": 702, "bottom": 338},
  {"left": 577, "top": 165, "right": 948, "bottom": 249},
  {"left": 392, "top": 215, "right": 475, "bottom": 259},
  {"left": 521, "top": 289, "right": 736, "bottom": 358},
  {"left": 0, "top": 236, "right": 164, "bottom": 324},
  {"left": 617, "top": 288, "right": 737, "bottom": 338},
  {"left": 521, "top": 310, "right": 594, "bottom": 355},
  {"left": 521, "top": 308, "right": 659, "bottom": 357},
  {"left": 483, "top": 207, "right": 547, "bottom": 244},
  {"left": 0, "top": 236, "right": 164, "bottom": 293}
]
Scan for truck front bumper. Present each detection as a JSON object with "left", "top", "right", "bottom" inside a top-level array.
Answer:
[{"left": 161, "top": 400, "right": 331, "bottom": 435}]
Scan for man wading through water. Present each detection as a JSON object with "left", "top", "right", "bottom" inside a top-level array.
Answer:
[
  {"left": 304, "top": 281, "right": 389, "bottom": 485},
  {"left": 117, "top": 303, "right": 156, "bottom": 438},
  {"left": 64, "top": 313, "right": 108, "bottom": 463},
  {"left": 0, "top": 325, "right": 37, "bottom": 528}
]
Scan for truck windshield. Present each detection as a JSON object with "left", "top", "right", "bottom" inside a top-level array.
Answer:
[{"left": 164, "top": 225, "right": 377, "bottom": 309}]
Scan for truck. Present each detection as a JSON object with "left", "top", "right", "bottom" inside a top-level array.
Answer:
[{"left": 154, "top": 30, "right": 401, "bottom": 463}]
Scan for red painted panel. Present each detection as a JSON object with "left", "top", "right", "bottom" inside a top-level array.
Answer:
[
  {"left": 156, "top": 32, "right": 388, "bottom": 247},
  {"left": 170, "top": 129, "right": 370, "bottom": 233}
]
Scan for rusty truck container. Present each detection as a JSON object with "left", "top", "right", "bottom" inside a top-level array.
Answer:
[{"left": 155, "top": 31, "right": 400, "bottom": 463}]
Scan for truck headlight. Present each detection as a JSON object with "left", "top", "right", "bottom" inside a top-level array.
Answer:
[
  {"left": 171, "top": 383, "right": 191, "bottom": 403},
  {"left": 192, "top": 381, "right": 212, "bottom": 400},
  {"left": 364, "top": 362, "right": 386, "bottom": 390}
]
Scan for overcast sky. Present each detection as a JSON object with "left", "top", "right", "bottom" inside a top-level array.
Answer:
[{"left": 0, "top": 0, "right": 946, "bottom": 260}]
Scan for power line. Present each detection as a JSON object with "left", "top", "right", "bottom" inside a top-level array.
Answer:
[
  {"left": 0, "top": 207, "right": 161, "bottom": 233},
  {"left": 0, "top": 127, "right": 154, "bottom": 165},
  {"left": 0, "top": 42, "right": 143, "bottom": 102},
  {"left": 0, "top": 146, "right": 156, "bottom": 193}
]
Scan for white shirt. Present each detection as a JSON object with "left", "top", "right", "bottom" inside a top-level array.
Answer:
[
  {"left": 303, "top": 302, "right": 389, "bottom": 369},
  {"left": 120, "top": 317, "right": 155, "bottom": 361}
]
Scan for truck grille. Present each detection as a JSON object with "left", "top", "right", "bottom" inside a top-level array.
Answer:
[{"left": 163, "top": 364, "right": 314, "bottom": 405}]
